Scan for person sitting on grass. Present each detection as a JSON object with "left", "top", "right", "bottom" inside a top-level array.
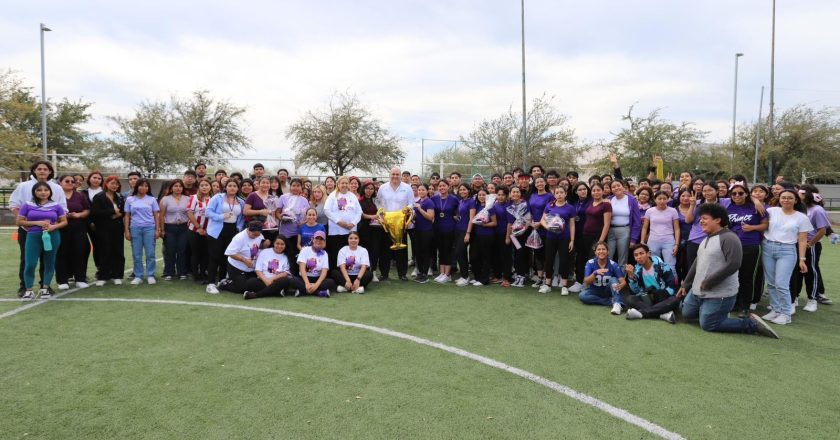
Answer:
[
  {"left": 331, "top": 231, "right": 372, "bottom": 294},
  {"left": 579, "top": 241, "right": 627, "bottom": 316},
  {"left": 289, "top": 230, "right": 335, "bottom": 298},
  {"left": 677, "top": 203, "right": 779, "bottom": 339},
  {"left": 243, "top": 235, "right": 292, "bottom": 300},
  {"left": 219, "top": 221, "right": 265, "bottom": 294},
  {"left": 623, "top": 243, "right": 680, "bottom": 324}
]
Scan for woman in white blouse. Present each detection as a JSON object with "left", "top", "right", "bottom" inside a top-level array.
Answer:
[{"left": 324, "top": 176, "right": 362, "bottom": 268}]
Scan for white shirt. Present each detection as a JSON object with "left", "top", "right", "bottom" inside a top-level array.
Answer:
[
  {"left": 324, "top": 191, "right": 362, "bottom": 235},
  {"left": 224, "top": 230, "right": 263, "bottom": 272},
  {"left": 10, "top": 177, "right": 67, "bottom": 212},
  {"left": 764, "top": 207, "right": 813, "bottom": 244},
  {"left": 255, "top": 249, "right": 290, "bottom": 280},
  {"left": 376, "top": 181, "right": 414, "bottom": 212},
  {"left": 297, "top": 246, "right": 329, "bottom": 278},
  {"left": 610, "top": 195, "right": 630, "bottom": 226},
  {"left": 337, "top": 245, "right": 370, "bottom": 276}
]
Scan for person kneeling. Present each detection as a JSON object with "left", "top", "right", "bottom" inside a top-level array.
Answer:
[
  {"left": 290, "top": 230, "right": 335, "bottom": 297},
  {"left": 677, "top": 203, "right": 779, "bottom": 339},
  {"left": 243, "top": 235, "right": 292, "bottom": 300},
  {"left": 331, "top": 231, "right": 372, "bottom": 294},
  {"left": 623, "top": 244, "right": 680, "bottom": 324},
  {"left": 220, "top": 221, "right": 264, "bottom": 293},
  {"left": 579, "top": 241, "right": 627, "bottom": 315}
]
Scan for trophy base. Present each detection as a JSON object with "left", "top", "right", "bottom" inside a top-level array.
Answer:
[{"left": 389, "top": 244, "right": 408, "bottom": 250}]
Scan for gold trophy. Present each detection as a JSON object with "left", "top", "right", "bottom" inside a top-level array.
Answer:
[{"left": 377, "top": 206, "right": 414, "bottom": 250}]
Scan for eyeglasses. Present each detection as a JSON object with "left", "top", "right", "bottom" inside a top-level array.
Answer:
[{"left": 730, "top": 192, "right": 746, "bottom": 196}]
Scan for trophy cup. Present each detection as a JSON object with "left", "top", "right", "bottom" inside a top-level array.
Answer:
[{"left": 377, "top": 206, "right": 414, "bottom": 250}]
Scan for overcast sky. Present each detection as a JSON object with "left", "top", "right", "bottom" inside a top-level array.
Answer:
[{"left": 3, "top": 0, "right": 839, "bottom": 174}]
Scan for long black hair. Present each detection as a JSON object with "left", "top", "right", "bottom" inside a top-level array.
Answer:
[{"left": 31, "top": 181, "right": 53, "bottom": 205}]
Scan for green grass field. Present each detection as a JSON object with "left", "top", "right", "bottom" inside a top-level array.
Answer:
[{"left": 1, "top": 230, "right": 839, "bottom": 439}]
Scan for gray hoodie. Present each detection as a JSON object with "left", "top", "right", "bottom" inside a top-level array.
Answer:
[{"left": 681, "top": 228, "right": 742, "bottom": 299}]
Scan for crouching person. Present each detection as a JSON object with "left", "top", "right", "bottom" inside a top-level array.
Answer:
[
  {"left": 579, "top": 241, "right": 627, "bottom": 316},
  {"left": 678, "top": 203, "right": 779, "bottom": 338},
  {"left": 243, "top": 235, "right": 292, "bottom": 299},
  {"left": 331, "top": 231, "right": 372, "bottom": 294},
  {"left": 219, "top": 220, "right": 264, "bottom": 293},
  {"left": 289, "top": 230, "right": 335, "bottom": 297},
  {"left": 623, "top": 244, "right": 680, "bottom": 324}
]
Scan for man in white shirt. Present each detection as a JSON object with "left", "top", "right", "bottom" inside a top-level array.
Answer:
[{"left": 375, "top": 167, "right": 414, "bottom": 281}]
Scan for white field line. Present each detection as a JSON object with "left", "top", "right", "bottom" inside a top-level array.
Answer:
[
  {"left": 0, "top": 258, "right": 163, "bottom": 319},
  {"left": 51, "top": 297, "right": 684, "bottom": 440}
]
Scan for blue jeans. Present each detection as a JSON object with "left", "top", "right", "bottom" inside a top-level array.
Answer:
[
  {"left": 163, "top": 223, "right": 189, "bottom": 277},
  {"left": 579, "top": 286, "right": 623, "bottom": 306},
  {"left": 647, "top": 238, "right": 676, "bottom": 269},
  {"left": 762, "top": 241, "right": 796, "bottom": 316},
  {"left": 681, "top": 292, "right": 755, "bottom": 333},
  {"left": 130, "top": 225, "right": 157, "bottom": 278}
]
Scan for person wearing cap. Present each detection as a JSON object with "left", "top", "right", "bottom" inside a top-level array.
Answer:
[
  {"left": 376, "top": 167, "right": 415, "bottom": 281},
  {"left": 218, "top": 220, "right": 265, "bottom": 293},
  {"left": 290, "top": 230, "right": 335, "bottom": 297}
]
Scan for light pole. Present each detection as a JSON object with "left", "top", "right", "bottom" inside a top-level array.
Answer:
[
  {"left": 731, "top": 52, "right": 743, "bottom": 174},
  {"left": 767, "top": 0, "right": 776, "bottom": 183},
  {"left": 40, "top": 23, "right": 51, "bottom": 160},
  {"left": 520, "top": 0, "right": 527, "bottom": 171}
]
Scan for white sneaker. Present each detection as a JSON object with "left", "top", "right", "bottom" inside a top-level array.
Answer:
[
  {"left": 626, "top": 308, "right": 643, "bottom": 320},
  {"left": 354, "top": 287, "right": 365, "bottom": 294},
  {"left": 427, "top": 269, "right": 434, "bottom": 276},
  {"left": 530, "top": 274, "right": 541, "bottom": 283},
  {"left": 433, "top": 274, "right": 443, "bottom": 283},
  {"left": 113, "top": 279, "right": 122, "bottom": 285},
  {"left": 531, "top": 279, "right": 543, "bottom": 288},
  {"left": 538, "top": 284, "right": 551, "bottom": 294},
  {"left": 610, "top": 303, "right": 623, "bottom": 315},
  {"left": 206, "top": 283, "right": 219, "bottom": 294},
  {"left": 793, "top": 297, "right": 801, "bottom": 307},
  {"left": 372, "top": 274, "right": 380, "bottom": 283},
  {"left": 147, "top": 277, "right": 156, "bottom": 285},
  {"left": 39, "top": 288, "right": 50, "bottom": 299},
  {"left": 411, "top": 268, "right": 418, "bottom": 277},
  {"left": 471, "top": 280, "right": 484, "bottom": 286},
  {"left": 22, "top": 290, "right": 35, "bottom": 301},
  {"left": 762, "top": 311, "right": 779, "bottom": 321},
  {"left": 770, "top": 314, "right": 792, "bottom": 325},
  {"left": 76, "top": 282, "right": 89, "bottom": 289},
  {"left": 551, "top": 276, "right": 560, "bottom": 287},
  {"left": 337, "top": 286, "right": 348, "bottom": 293},
  {"left": 95, "top": 280, "right": 106, "bottom": 287},
  {"left": 57, "top": 284, "right": 70, "bottom": 290},
  {"left": 803, "top": 299, "right": 818, "bottom": 312},
  {"left": 659, "top": 311, "right": 676, "bottom": 324},
  {"left": 560, "top": 287, "right": 569, "bottom": 296},
  {"left": 749, "top": 303, "right": 758, "bottom": 311},
  {"left": 437, "top": 274, "right": 452, "bottom": 283},
  {"left": 455, "top": 278, "right": 470, "bottom": 287},
  {"left": 790, "top": 303, "right": 796, "bottom": 315},
  {"left": 568, "top": 282, "right": 583, "bottom": 293},
  {"left": 130, "top": 278, "right": 143, "bottom": 285}
]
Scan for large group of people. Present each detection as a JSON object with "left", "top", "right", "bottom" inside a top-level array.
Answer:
[{"left": 11, "top": 157, "right": 835, "bottom": 339}]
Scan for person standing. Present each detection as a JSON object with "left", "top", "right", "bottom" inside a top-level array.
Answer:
[
  {"left": 277, "top": 178, "right": 311, "bottom": 272},
  {"left": 431, "top": 180, "right": 458, "bottom": 283},
  {"left": 527, "top": 177, "right": 553, "bottom": 287},
  {"left": 540, "top": 186, "right": 576, "bottom": 294},
  {"left": 466, "top": 188, "right": 496, "bottom": 286},
  {"left": 607, "top": 180, "right": 641, "bottom": 267},
  {"left": 205, "top": 180, "right": 245, "bottom": 294},
  {"left": 90, "top": 176, "right": 126, "bottom": 285},
  {"left": 796, "top": 186, "right": 832, "bottom": 311},
  {"left": 187, "top": 179, "right": 213, "bottom": 284},
  {"left": 81, "top": 171, "right": 104, "bottom": 280},
  {"left": 56, "top": 175, "right": 91, "bottom": 290},
  {"left": 375, "top": 167, "right": 414, "bottom": 281},
  {"left": 641, "top": 191, "right": 680, "bottom": 269},
  {"left": 124, "top": 178, "right": 161, "bottom": 285},
  {"left": 453, "top": 184, "right": 475, "bottom": 286},
  {"left": 160, "top": 179, "right": 191, "bottom": 281},
  {"left": 357, "top": 181, "right": 381, "bottom": 281},
  {"left": 412, "top": 184, "right": 435, "bottom": 283},
  {"left": 16, "top": 182, "right": 68, "bottom": 300},
  {"left": 726, "top": 183, "right": 768, "bottom": 316}
]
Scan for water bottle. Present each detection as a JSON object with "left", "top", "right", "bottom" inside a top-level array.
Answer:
[{"left": 42, "top": 231, "right": 52, "bottom": 252}]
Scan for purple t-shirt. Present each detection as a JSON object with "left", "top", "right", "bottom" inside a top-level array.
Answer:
[
  {"left": 807, "top": 205, "right": 831, "bottom": 242},
  {"left": 493, "top": 201, "right": 510, "bottom": 235},
  {"left": 529, "top": 192, "right": 554, "bottom": 237},
  {"left": 543, "top": 202, "right": 576, "bottom": 240},
  {"left": 432, "top": 194, "right": 457, "bottom": 233},
  {"left": 19, "top": 202, "right": 66, "bottom": 232},
  {"left": 413, "top": 198, "right": 435, "bottom": 232},
  {"left": 456, "top": 198, "right": 474, "bottom": 232},
  {"left": 689, "top": 198, "right": 731, "bottom": 244},
  {"left": 244, "top": 192, "right": 268, "bottom": 222},
  {"left": 727, "top": 203, "right": 766, "bottom": 247},
  {"left": 65, "top": 191, "right": 90, "bottom": 225},
  {"left": 125, "top": 195, "right": 160, "bottom": 228},
  {"left": 472, "top": 201, "right": 496, "bottom": 236},
  {"left": 644, "top": 206, "right": 679, "bottom": 243}
]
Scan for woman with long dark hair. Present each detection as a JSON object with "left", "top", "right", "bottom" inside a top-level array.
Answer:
[
  {"left": 16, "top": 181, "right": 68, "bottom": 299},
  {"left": 539, "top": 186, "right": 576, "bottom": 294},
  {"left": 796, "top": 185, "right": 831, "bottom": 312},
  {"left": 412, "top": 183, "right": 435, "bottom": 283},
  {"left": 56, "top": 174, "right": 91, "bottom": 290},
  {"left": 528, "top": 176, "right": 553, "bottom": 287},
  {"left": 465, "top": 187, "right": 496, "bottom": 287},
  {"left": 492, "top": 186, "right": 512, "bottom": 286},
  {"left": 607, "top": 180, "right": 641, "bottom": 267},
  {"left": 90, "top": 176, "right": 126, "bottom": 286},
  {"left": 205, "top": 179, "right": 245, "bottom": 294},
  {"left": 82, "top": 171, "right": 104, "bottom": 279},
  {"left": 124, "top": 178, "right": 161, "bottom": 285},
  {"left": 432, "top": 180, "right": 457, "bottom": 283},
  {"left": 453, "top": 184, "right": 475, "bottom": 286},
  {"left": 357, "top": 181, "right": 381, "bottom": 280},
  {"left": 569, "top": 182, "right": 591, "bottom": 293},
  {"left": 187, "top": 178, "right": 213, "bottom": 284},
  {"left": 160, "top": 179, "right": 191, "bottom": 281},
  {"left": 726, "top": 182, "right": 768, "bottom": 316}
]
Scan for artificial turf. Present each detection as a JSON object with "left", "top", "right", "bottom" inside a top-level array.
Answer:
[{"left": 1, "top": 230, "right": 839, "bottom": 439}]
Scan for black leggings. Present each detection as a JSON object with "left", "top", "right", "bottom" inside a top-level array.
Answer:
[
  {"left": 577, "top": 234, "right": 599, "bottom": 284},
  {"left": 793, "top": 242, "right": 823, "bottom": 301},
  {"left": 511, "top": 230, "right": 531, "bottom": 277},
  {"left": 56, "top": 221, "right": 90, "bottom": 284},
  {"left": 469, "top": 233, "right": 493, "bottom": 284},
  {"left": 94, "top": 223, "right": 125, "bottom": 281},
  {"left": 289, "top": 275, "right": 336, "bottom": 295},
  {"left": 412, "top": 229, "right": 433, "bottom": 276},
  {"left": 624, "top": 289, "right": 681, "bottom": 318},
  {"left": 327, "top": 234, "right": 348, "bottom": 270},
  {"left": 435, "top": 229, "right": 455, "bottom": 266},
  {"left": 221, "top": 263, "right": 257, "bottom": 293},
  {"left": 190, "top": 231, "right": 209, "bottom": 281},
  {"left": 207, "top": 223, "right": 238, "bottom": 284},
  {"left": 329, "top": 269, "right": 373, "bottom": 288},
  {"left": 736, "top": 244, "right": 763, "bottom": 311},
  {"left": 685, "top": 241, "right": 700, "bottom": 276},
  {"left": 543, "top": 237, "right": 570, "bottom": 280},
  {"left": 283, "top": 234, "right": 300, "bottom": 276},
  {"left": 244, "top": 276, "right": 291, "bottom": 298},
  {"left": 492, "top": 234, "right": 512, "bottom": 281},
  {"left": 452, "top": 231, "right": 469, "bottom": 279}
]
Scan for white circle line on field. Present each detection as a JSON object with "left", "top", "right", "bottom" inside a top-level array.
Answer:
[{"left": 46, "top": 296, "right": 684, "bottom": 440}]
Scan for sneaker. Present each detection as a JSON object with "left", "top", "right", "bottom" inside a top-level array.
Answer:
[
  {"left": 793, "top": 297, "right": 801, "bottom": 307},
  {"left": 411, "top": 268, "right": 418, "bottom": 277},
  {"left": 337, "top": 286, "right": 348, "bottom": 293},
  {"left": 179, "top": 275, "right": 188, "bottom": 281},
  {"left": 22, "top": 290, "right": 35, "bottom": 301},
  {"left": 551, "top": 275, "right": 560, "bottom": 287},
  {"left": 39, "top": 288, "right": 51, "bottom": 299},
  {"left": 294, "top": 290, "right": 302, "bottom": 297},
  {"left": 354, "top": 287, "right": 365, "bottom": 294},
  {"left": 147, "top": 277, "right": 157, "bottom": 285},
  {"left": 770, "top": 314, "right": 792, "bottom": 325},
  {"left": 318, "top": 290, "right": 330, "bottom": 298},
  {"left": 372, "top": 274, "right": 380, "bottom": 283},
  {"left": 513, "top": 276, "right": 525, "bottom": 288},
  {"left": 17, "top": 287, "right": 26, "bottom": 298},
  {"left": 610, "top": 303, "right": 623, "bottom": 315},
  {"left": 568, "top": 282, "right": 583, "bottom": 293},
  {"left": 626, "top": 308, "right": 643, "bottom": 320},
  {"left": 560, "top": 287, "right": 569, "bottom": 296},
  {"left": 218, "top": 278, "right": 232, "bottom": 288},
  {"left": 113, "top": 279, "right": 123, "bottom": 285},
  {"left": 131, "top": 278, "right": 143, "bottom": 285},
  {"left": 455, "top": 278, "right": 470, "bottom": 287},
  {"left": 531, "top": 279, "right": 543, "bottom": 288},
  {"left": 659, "top": 311, "right": 676, "bottom": 324},
  {"left": 530, "top": 274, "right": 541, "bottom": 283},
  {"left": 817, "top": 294, "right": 833, "bottom": 305},
  {"left": 415, "top": 275, "right": 429, "bottom": 284},
  {"left": 57, "top": 283, "right": 70, "bottom": 290},
  {"left": 428, "top": 269, "right": 434, "bottom": 276},
  {"left": 538, "top": 284, "right": 551, "bottom": 294},
  {"left": 471, "top": 280, "right": 484, "bottom": 286},
  {"left": 762, "top": 311, "right": 779, "bottom": 321},
  {"left": 437, "top": 274, "right": 452, "bottom": 284},
  {"left": 243, "top": 291, "right": 256, "bottom": 300},
  {"left": 790, "top": 303, "right": 796, "bottom": 315},
  {"left": 76, "top": 282, "right": 89, "bottom": 289},
  {"left": 803, "top": 299, "right": 818, "bottom": 312},
  {"left": 206, "top": 283, "right": 219, "bottom": 294},
  {"left": 398, "top": 275, "right": 409, "bottom": 282},
  {"left": 163, "top": 276, "right": 173, "bottom": 281},
  {"left": 749, "top": 303, "right": 758, "bottom": 311},
  {"left": 750, "top": 313, "right": 780, "bottom": 339},
  {"left": 95, "top": 280, "right": 106, "bottom": 287}
]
